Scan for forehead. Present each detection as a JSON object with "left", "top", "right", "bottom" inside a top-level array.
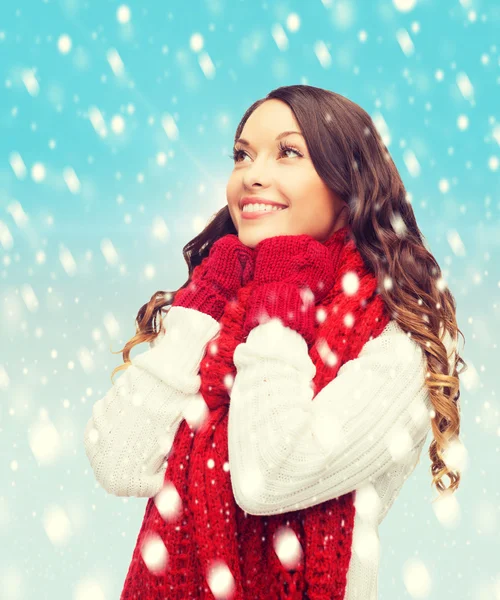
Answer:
[{"left": 240, "top": 99, "right": 301, "bottom": 139}]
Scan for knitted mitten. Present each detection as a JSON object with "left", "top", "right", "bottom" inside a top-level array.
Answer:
[
  {"left": 242, "top": 234, "right": 337, "bottom": 346},
  {"left": 173, "top": 234, "right": 255, "bottom": 321}
]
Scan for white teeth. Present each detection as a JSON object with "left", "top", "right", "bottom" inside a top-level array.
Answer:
[{"left": 242, "top": 203, "right": 286, "bottom": 213}]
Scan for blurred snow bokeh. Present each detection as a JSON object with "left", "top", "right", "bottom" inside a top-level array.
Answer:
[{"left": 1, "top": 0, "right": 498, "bottom": 598}]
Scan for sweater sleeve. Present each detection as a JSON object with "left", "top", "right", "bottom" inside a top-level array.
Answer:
[
  {"left": 228, "top": 318, "right": 456, "bottom": 516},
  {"left": 83, "top": 306, "right": 221, "bottom": 498}
]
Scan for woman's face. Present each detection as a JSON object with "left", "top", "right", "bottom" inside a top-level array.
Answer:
[{"left": 226, "top": 99, "right": 348, "bottom": 249}]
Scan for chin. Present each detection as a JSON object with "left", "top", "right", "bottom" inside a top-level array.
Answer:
[
  {"left": 236, "top": 233, "right": 258, "bottom": 249},
  {"left": 238, "top": 223, "right": 292, "bottom": 247}
]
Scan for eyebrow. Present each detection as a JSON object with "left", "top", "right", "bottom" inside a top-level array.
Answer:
[{"left": 235, "top": 130, "right": 304, "bottom": 147}]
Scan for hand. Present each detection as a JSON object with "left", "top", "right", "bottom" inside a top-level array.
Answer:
[
  {"left": 253, "top": 234, "right": 336, "bottom": 304},
  {"left": 243, "top": 234, "right": 337, "bottom": 346},
  {"left": 173, "top": 234, "right": 255, "bottom": 321},
  {"left": 200, "top": 234, "right": 255, "bottom": 292}
]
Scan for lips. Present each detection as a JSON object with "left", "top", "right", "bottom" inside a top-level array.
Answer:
[{"left": 241, "top": 206, "right": 287, "bottom": 220}]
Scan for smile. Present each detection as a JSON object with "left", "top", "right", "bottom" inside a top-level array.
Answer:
[{"left": 241, "top": 207, "right": 288, "bottom": 220}]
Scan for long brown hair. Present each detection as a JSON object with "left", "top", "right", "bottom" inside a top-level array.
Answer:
[{"left": 110, "top": 84, "right": 467, "bottom": 499}]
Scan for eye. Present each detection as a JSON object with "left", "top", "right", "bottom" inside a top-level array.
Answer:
[
  {"left": 231, "top": 148, "right": 248, "bottom": 162},
  {"left": 277, "top": 141, "right": 302, "bottom": 158},
  {"left": 230, "top": 141, "right": 303, "bottom": 162}
]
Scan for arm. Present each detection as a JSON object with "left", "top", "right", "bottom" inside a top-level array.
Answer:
[
  {"left": 228, "top": 319, "right": 455, "bottom": 516},
  {"left": 84, "top": 306, "right": 220, "bottom": 498}
]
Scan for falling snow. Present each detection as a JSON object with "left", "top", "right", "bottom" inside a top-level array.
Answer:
[{"left": 1, "top": 1, "right": 498, "bottom": 599}]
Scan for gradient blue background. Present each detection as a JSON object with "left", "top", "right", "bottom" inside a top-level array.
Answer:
[{"left": 1, "top": 0, "right": 499, "bottom": 598}]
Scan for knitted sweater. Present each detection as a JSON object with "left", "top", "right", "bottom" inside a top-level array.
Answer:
[{"left": 85, "top": 235, "right": 457, "bottom": 599}]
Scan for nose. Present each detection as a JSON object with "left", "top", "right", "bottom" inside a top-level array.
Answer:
[{"left": 241, "top": 155, "right": 273, "bottom": 189}]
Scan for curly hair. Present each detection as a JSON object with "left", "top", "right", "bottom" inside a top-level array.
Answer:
[{"left": 110, "top": 84, "right": 467, "bottom": 500}]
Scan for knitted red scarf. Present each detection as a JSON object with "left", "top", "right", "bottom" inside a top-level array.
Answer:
[{"left": 120, "top": 226, "right": 390, "bottom": 599}]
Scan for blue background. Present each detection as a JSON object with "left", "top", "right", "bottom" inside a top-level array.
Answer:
[{"left": 1, "top": 0, "right": 499, "bottom": 598}]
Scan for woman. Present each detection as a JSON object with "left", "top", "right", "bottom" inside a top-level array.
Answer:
[{"left": 84, "top": 85, "right": 466, "bottom": 599}]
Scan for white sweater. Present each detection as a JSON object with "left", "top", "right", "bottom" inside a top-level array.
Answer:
[{"left": 84, "top": 305, "right": 457, "bottom": 599}]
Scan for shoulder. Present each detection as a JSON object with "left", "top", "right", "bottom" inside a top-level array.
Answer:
[
  {"left": 148, "top": 308, "right": 170, "bottom": 349},
  {"left": 336, "top": 320, "right": 424, "bottom": 379},
  {"left": 351, "top": 319, "right": 456, "bottom": 376}
]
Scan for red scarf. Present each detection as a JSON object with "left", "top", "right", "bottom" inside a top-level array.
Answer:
[{"left": 121, "top": 226, "right": 390, "bottom": 599}]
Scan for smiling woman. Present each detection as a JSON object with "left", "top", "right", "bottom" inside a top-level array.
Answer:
[
  {"left": 226, "top": 100, "right": 349, "bottom": 249},
  {"left": 86, "top": 84, "right": 467, "bottom": 600}
]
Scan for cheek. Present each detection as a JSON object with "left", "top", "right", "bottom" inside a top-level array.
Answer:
[
  {"left": 226, "top": 176, "right": 239, "bottom": 207},
  {"left": 226, "top": 188, "right": 240, "bottom": 229},
  {"left": 226, "top": 203, "right": 237, "bottom": 229},
  {"left": 226, "top": 179, "right": 236, "bottom": 205},
  {"left": 285, "top": 198, "right": 330, "bottom": 233}
]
